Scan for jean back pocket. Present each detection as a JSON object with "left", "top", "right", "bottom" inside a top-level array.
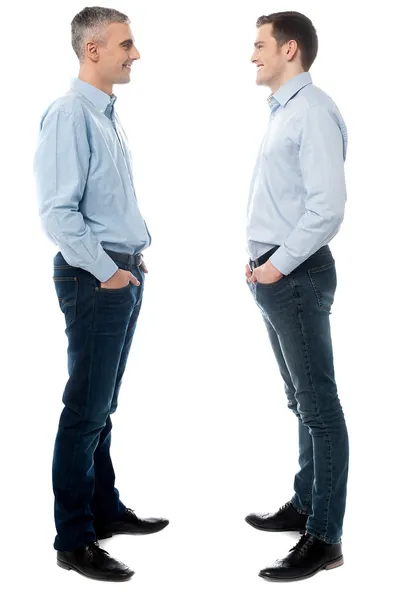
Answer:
[{"left": 307, "top": 261, "right": 337, "bottom": 313}]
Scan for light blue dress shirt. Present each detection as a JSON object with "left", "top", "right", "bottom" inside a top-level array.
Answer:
[
  {"left": 246, "top": 72, "right": 348, "bottom": 275},
  {"left": 33, "top": 78, "right": 151, "bottom": 282}
]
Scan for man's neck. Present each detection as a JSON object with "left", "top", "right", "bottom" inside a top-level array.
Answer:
[
  {"left": 77, "top": 70, "right": 113, "bottom": 97},
  {"left": 269, "top": 69, "right": 305, "bottom": 94}
]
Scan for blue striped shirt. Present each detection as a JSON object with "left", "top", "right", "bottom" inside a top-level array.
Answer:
[
  {"left": 33, "top": 78, "right": 151, "bottom": 282},
  {"left": 246, "top": 72, "right": 348, "bottom": 275}
]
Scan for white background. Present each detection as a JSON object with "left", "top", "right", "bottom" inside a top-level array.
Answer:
[{"left": 1, "top": 0, "right": 399, "bottom": 598}]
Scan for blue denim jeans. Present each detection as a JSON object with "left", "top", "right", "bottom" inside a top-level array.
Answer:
[
  {"left": 52, "top": 251, "right": 145, "bottom": 551},
  {"left": 248, "top": 245, "right": 349, "bottom": 544}
]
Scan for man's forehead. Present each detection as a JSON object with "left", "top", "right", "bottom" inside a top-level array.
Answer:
[
  {"left": 107, "top": 21, "right": 134, "bottom": 38},
  {"left": 255, "top": 23, "right": 273, "bottom": 42}
]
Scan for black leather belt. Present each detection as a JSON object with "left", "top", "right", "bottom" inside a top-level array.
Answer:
[
  {"left": 249, "top": 246, "right": 280, "bottom": 272},
  {"left": 104, "top": 248, "right": 143, "bottom": 268}
]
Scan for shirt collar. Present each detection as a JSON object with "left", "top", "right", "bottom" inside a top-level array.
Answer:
[
  {"left": 70, "top": 78, "right": 117, "bottom": 114},
  {"left": 267, "top": 71, "right": 312, "bottom": 110}
]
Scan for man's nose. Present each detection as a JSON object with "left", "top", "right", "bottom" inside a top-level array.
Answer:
[{"left": 131, "top": 47, "right": 141, "bottom": 60}]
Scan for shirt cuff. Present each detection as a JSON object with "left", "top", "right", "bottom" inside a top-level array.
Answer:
[
  {"left": 268, "top": 247, "right": 304, "bottom": 276},
  {"left": 88, "top": 251, "right": 119, "bottom": 282}
]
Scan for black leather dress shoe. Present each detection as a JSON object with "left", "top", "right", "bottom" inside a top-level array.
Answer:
[
  {"left": 245, "top": 501, "right": 307, "bottom": 532},
  {"left": 259, "top": 533, "right": 344, "bottom": 582},
  {"left": 96, "top": 508, "right": 169, "bottom": 540},
  {"left": 57, "top": 541, "right": 134, "bottom": 582}
]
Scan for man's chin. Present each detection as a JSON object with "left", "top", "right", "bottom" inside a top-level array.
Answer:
[
  {"left": 256, "top": 76, "right": 268, "bottom": 87},
  {"left": 114, "top": 75, "right": 131, "bottom": 85}
]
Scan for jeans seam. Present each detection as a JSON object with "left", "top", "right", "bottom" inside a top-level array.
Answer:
[
  {"left": 291, "top": 500, "right": 310, "bottom": 516},
  {"left": 303, "top": 488, "right": 313, "bottom": 513},
  {"left": 85, "top": 283, "right": 98, "bottom": 419},
  {"left": 306, "top": 525, "right": 341, "bottom": 545},
  {"left": 288, "top": 397, "right": 314, "bottom": 514},
  {"left": 293, "top": 275, "right": 333, "bottom": 540}
]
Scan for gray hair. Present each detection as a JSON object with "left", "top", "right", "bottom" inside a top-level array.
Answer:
[{"left": 71, "top": 6, "right": 130, "bottom": 62}]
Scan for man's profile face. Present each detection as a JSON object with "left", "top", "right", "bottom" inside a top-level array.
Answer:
[{"left": 90, "top": 22, "right": 140, "bottom": 86}]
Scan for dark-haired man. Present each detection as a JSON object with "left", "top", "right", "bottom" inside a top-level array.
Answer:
[{"left": 245, "top": 11, "right": 349, "bottom": 582}]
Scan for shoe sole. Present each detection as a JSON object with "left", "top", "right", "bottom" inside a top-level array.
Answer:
[
  {"left": 259, "top": 556, "right": 344, "bottom": 582},
  {"left": 245, "top": 516, "right": 306, "bottom": 534},
  {"left": 57, "top": 559, "right": 134, "bottom": 582},
  {"left": 97, "top": 521, "right": 169, "bottom": 540}
]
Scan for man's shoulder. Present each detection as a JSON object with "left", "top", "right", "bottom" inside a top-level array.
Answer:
[
  {"left": 289, "top": 84, "right": 347, "bottom": 143},
  {"left": 291, "top": 84, "right": 343, "bottom": 120},
  {"left": 292, "top": 84, "right": 335, "bottom": 111},
  {"left": 40, "top": 91, "right": 88, "bottom": 123}
]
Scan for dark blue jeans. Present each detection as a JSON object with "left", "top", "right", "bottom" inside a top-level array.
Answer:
[
  {"left": 248, "top": 245, "right": 349, "bottom": 544},
  {"left": 52, "top": 251, "right": 145, "bottom": 551}
]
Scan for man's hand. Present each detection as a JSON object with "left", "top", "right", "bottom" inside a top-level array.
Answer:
[
  {"left": 245, "top": 264, "right": 252, "bottom": 282},
  {"left": 249, "top": 260, "right": 284, "bottom": 285},
  {"left": 101, "top": 268, "right": 140, "bottom": 289},
  {"left": 140, "top": 258, "right": 148, "bottom": 274}
]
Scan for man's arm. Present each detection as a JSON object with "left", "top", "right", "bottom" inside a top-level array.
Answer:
[
  {"left": 33, "top": 104, "right": 118, "bottom": 282},
  {"left": 269, "top": 104, "right": 347, "bottom": 275}
]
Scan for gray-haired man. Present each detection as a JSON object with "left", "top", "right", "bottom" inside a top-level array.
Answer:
[{"left": 33, "top": 6, "right": 168, "bottom": 582}]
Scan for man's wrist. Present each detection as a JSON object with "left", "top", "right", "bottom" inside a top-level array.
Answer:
[{"left": 100, "top": 264, "right": 119, "bottom": 283}]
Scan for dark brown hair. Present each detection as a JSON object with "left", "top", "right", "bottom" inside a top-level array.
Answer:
[{"left": 257, "top": 11, "right": 318, "bottom": 71}]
